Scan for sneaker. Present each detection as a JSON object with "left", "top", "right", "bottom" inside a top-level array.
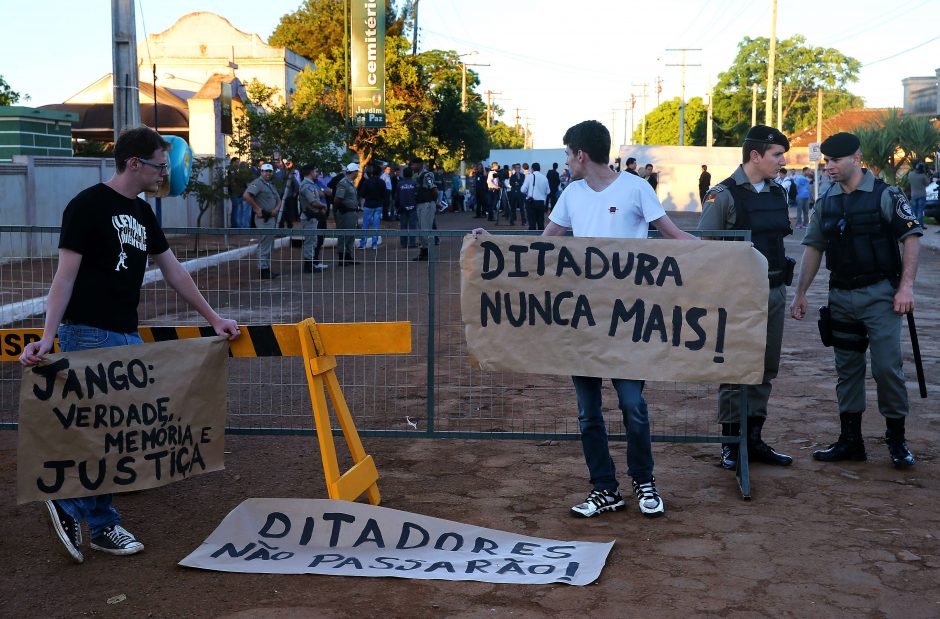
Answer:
[
  {"left": 313, "top": 262, "right": 329, "bottom": 270},
  {"left": 632, "top": 478, "right": 665, "bottom": 518},
  {"left": 43, "top": 500, "right": 84, "bottom": 563},
  {"left": 570, "top": 488, "right": 625, "bottom": 518},
  {"left": 90, "top": 524, "right": 144, "bottom": 556}
]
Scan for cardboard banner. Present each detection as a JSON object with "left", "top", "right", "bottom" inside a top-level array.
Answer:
[
  {"left": 460, "top": 235, "right": 769, "bottom": 384},
  {"left": 180, "top": 498, "right": 613, "bottom": 586},
  {"left": 350, "top": 0, "right": 386, "bottom": 128},
  {"left": 17, "top": 337, "right": 229, "bottom": 504}
]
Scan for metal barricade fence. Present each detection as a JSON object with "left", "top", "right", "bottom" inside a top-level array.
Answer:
[{"left": 0, "top": 225, "right": 749, "bottom": 447}]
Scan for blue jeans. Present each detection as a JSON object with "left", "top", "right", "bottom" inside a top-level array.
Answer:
[
  {"left": 572, "top": 376, "right": 654, "bottom": 490},
  {"left": 54, "top": 324, "right": 143, "bottom": 538},
  {"left": 359, "top": 206, "right": 383, "bottom": 248},
  {"left": 230, "top": 196, "right": 249, "bottom": 228},
  {"left": 399, "top": 208, "right": 418, "bottom": 246},
  {"left": 911, "top": 196, "right": 926, "bottom": 223}
]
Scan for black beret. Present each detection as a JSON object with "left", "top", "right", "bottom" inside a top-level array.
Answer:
[
  {"left": 744, "top": 124, "right": 790, "bottom": 150},
  {"left": 820, "top": 132, "right": 860, "bottom": 158}
]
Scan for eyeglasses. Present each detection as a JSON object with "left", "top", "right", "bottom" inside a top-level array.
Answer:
[{"left": 132, "top": 157, "right": 169, "bottom": 173}]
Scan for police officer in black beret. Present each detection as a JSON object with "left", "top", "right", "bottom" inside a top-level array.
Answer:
[
  {"left": 698, "top": 125, "right": 794, "bottom": 470},
  {"left": 790, "top": 132, "right": 921, "bottom": 468}
]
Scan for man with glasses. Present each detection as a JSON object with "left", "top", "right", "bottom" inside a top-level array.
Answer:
[
  {"left": 18, "top": 126, "right": 240, "bottom": 563},
  {"left": 243, "top": 162, "right": 282, "bottom": 278}
]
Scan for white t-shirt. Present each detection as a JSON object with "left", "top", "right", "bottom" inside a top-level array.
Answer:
[{"left": 549, "top": 172, "right": 666, "bottom": 238}]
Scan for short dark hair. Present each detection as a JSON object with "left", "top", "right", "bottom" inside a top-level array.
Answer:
[
  {"left": 403, "top": 166, "right": 414, "bottom": 178},
  {"left": 742, "top": 140, "right": 777, "bottom": 164},
  {"left": 626, "top": 157, "right": 637, "bottom": 166},
  {"left": 552, "top": 162, "right": 558, "bottom": 169},
  {"left": 300, "top": 164, "right": 317, "bottom": 177},
  {"left": 114, "top": 126, "right": 170, "bottom": 172},
  {"left": 562, "top": 120, "right": 610, "bottom": 165},
  {"left": 645, "top": 163, "right": 653, "bottom": 170},
  {"left": 701, "top": 164, "right": 707, "bottom": 170},
  {"left": 532, "top": 162, "right": 541, "bottom": 171}
]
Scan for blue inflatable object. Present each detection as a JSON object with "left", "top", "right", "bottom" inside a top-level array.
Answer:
[{"left": 165, "top": 136, "right": 193, "bottom": 197}]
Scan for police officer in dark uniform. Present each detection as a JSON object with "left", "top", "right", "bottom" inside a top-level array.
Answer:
[
  {"left": 790, "top": 132, "right": 920, "bottom": 468},
  {"left": 698, "top": 125, "right": 794, "bottom": 470}
]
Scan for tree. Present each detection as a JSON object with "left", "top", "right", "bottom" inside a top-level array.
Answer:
[
  {"left": 711, "top": 35, "right": 863, "bottom": 144},
  {"left": 229, "top": 79, "right": 344, "bottom": 173},
  {"left": 631, "top": 97, "right": 707, "bottom": 146},
  {"left": 269, "top": 0, "right": 409, "bottom": 66},
  {"left": 0, "top": 74, "right": 28, "bottom": 105},
  {"left": 487, "top": 122, "right": 524, "bottom": 149},
  {"left": 858, "top": 109, "right": 940, "bottom": 185}
]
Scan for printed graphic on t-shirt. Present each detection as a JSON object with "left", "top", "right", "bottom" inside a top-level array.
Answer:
[{"left": 112, "top": 214, "right": 147, "bottom": 271}]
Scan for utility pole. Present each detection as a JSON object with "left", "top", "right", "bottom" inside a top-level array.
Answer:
[
  {"left": 111, "top": 0, "right": 140, "bottom": 141},
  {"left": 632, "top": 83, "right": 649, "bottom": 146},
  {"left": 655, "top": 76, "right": 662, "bottom": 106},
  {"left": 610, "top": 109, "right": 617, "bottom": 147},
  {"left": 411, "top": 0, "right": 419, "bottom": 56},
  {"left": 514, "top": 108, "right": 527, "bottom": 135},
  {"left": 626, "top": 96, "right": 634, "bottom": 146},
  {"left": 666, "top": 48, "right": 701, "bottom": 146},
  {"left": 485, "top": 90, "right": 503, "bottom": 128},
  {"left": 456, "top": 52, "right": 484, "bottom": 190},
  {"left": 777, "top": 79, "right": 783, "bottom": 131},
  {"left": 765, "top": 0, "right": 778, "bottom": 126},
  {"left": 816, "top": 88, "right": 823, "bottom": 143},
  {"left": 751, "top": 83, "right": 758, "bottom": 127},
  {"left": 706, "top": 81, "right": 713, "bottom": 148}
]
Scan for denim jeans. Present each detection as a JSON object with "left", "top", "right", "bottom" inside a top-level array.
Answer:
[
  {"left": 230, "top": 196, "right": 249, "bottom": 228},
  {"left": 359, "top": 206, "right": 383, "bottom": 248},
  {"left": 399, "top": 208, "right": 418, "bottom": 246},
  {"left": 54, "top": 324, "right": 143, "bottom": 538},
  {"left": 911, "top": 196, "right": 926, "bottom": 223},
  {"left": 572, "top": 375, "right": 654, "bottom": 490}
]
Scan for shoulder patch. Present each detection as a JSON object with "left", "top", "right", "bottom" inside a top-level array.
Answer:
[
  {"left": 704, "top": 185, "right": 725, "bottom": 203},
  {"left": 889, "top": 188, "right": 916, "bottom": 221}
]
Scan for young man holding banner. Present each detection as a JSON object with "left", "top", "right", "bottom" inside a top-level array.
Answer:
[
  {"left": 19, "top": 126, "right": 240, "bottom": 563},
  {"left": 698, "top": 125, "right": 795, "bottom": 471},
  {"left": 543, "top": 120, "right": 696, "bottom": 518}
]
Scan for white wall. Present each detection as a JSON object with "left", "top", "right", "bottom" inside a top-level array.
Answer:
[{"left": 1, "top": 156, "right": 205, "bottom": 258}]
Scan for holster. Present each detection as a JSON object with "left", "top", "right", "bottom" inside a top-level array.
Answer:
[
  {"left": 784, "top": 257, "right": 796, "bottom": 286},
  {"left": 818, "top": 306, "right": 869, "bottom": 352}
]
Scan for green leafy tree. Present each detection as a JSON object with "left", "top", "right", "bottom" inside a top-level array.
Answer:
[
  {"left": 0, "top": 75, "right": 28, "bottom": 105},
  {"left": 269, "top": 0, "right": 409, "bottom": 65},
  {"left": 487, "top": 122, "right": 524, "bottom": 149},
  {"left": 859, "top": 109, "right": 940, "bottom": 186},
  {"left": 711, "top": 35, "right": 863, "bottom": 144},
  {"left": 631, "top": 97, "right": 707, "bottom": 146},
  {"left": 229, "top": 79, "right": 343, "bottom": 173}
]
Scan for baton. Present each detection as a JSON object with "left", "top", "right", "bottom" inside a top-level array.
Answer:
[{"left": 907, "top": 312, "right": 927, "bottom": 399}]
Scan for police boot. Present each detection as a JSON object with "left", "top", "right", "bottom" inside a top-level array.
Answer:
[
  {"left": 884, "top": 417, "right": 915, "bottom": 469},
  {"left": 746, "top": 417, "right": 793, "bottom": 466},
  {"left": 412, "top": 248, "right": 429, "bottom": 262},
  {"left": 259, "top": 268, "right": 280, "bottom": 280},
  {"left": 719, "top": 423, "right": 739, "bottom": 470},
  {"left": 302, "top": 260, "right": 313, "bottom": 273},
  {"left": 813, "top": 412, "right": 866, "bottom": 462}
]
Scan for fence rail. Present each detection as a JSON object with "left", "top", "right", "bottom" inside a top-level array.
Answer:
[{"left": 1, "top": 225, "right": 749, "bottom": 446}]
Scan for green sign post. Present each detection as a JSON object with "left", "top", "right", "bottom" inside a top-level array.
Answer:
[{"left": 350, "top": 0, "right": 386, "bottom": 128}]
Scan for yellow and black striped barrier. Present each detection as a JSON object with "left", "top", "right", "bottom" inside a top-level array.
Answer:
[{"left": 1, "top": 319, "right": 412, "bottom": 506}]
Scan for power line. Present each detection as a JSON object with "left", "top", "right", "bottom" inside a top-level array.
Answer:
[
  {"left": 829, "top": 0, "right": 931, "bottom": 45},
  {"left": 863, "top": 34, "right": 940, "bottom": 67}
]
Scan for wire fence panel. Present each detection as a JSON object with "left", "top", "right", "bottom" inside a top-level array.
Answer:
[{"left": 1, "top": 224, "right": 745, "bottom": 445}]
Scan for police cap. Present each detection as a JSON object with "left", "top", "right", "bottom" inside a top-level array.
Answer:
[
  {"left": 820, "top": 132, "right": 860, "bottom": 158},
  {"left": 744, "top": 124, "right": 790, "bottom": 150}
]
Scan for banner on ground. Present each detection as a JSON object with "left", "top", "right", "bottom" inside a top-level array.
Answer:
[
  {"left": 460, "top": 235, "right": 769, "bottom": 384},
  {"left": 17, "top": 337, "right": 229, "bottom": 504},
  {"left": 180, "top": 498, "right": 614, "bottom": 586},
  {"left": 350, "top": 0, "right": 386, "bottom": 128}
]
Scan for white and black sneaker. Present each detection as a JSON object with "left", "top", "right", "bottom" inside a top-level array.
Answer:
[
  {"left": 570, "top": 488, "right": 625, "bottom": 518},
  {"left": 43, "top": 500, "right": 84, "bottom": 563},
  {"left": 632, "top": 478, "right": 665, "bottom": 518},
  {"left": 90, "top": 525, "right": 145, "bottom": 556}
]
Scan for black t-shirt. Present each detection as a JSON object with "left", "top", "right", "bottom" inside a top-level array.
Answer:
[
  {"left": 358, "top": 176, "right": 387, "bottom": 207},
  {"left": 59, "top": 183, "right": 170, "bottom": 333}
]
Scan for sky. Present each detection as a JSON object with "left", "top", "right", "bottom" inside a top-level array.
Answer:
[{"left": 5, "top": 0, "right": 939, "bottom": 148}]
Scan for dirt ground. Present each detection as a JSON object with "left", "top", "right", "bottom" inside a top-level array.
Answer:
[{"left": 2, "top": 210, "right": 940, "bottom": 618}]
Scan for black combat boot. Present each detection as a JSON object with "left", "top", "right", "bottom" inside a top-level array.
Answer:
[
  {"left": 302, "top": 260, "right": 313, "bottom": 273},
  {"left": 259, "top": 268, "right": 280, "bottom": 280},
  {"left": 747, "top": 417, "right": 793, "bottom": 465},
  {"left": 813, "top": 412, "right": 866, "bottom": 462},
  {"left": 412, "top": 248, "right": 429, "bottom": 262},
  {"left": 885, "top": 417, "right": 915, "bottom": 469},
  {"left": 719, "top": 423, "right": 739, "bottom": 470}
]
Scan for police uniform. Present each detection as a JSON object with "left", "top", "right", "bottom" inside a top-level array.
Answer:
[
  {"left": 802, "top": 132, "right": 921, "bottom": 467},
  {"left": 698, "top": 124, "right": 793, "bottom": 468}
]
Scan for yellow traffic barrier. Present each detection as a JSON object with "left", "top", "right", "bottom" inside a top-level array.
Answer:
[{"left": 0, "top": 320, "right": 412, "bottom": 506}]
